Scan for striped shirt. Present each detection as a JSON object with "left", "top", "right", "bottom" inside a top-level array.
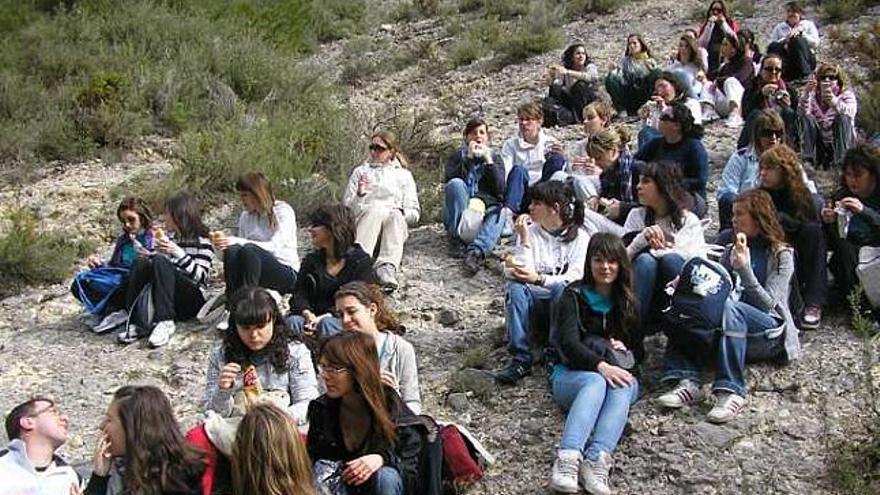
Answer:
[{"left": 168, "top": 236, "right": 214, "bottom": 287}]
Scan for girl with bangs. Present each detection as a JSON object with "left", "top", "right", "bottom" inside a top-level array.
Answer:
[
  {"left": 548, "top": 234, "right": 642, "bottom": 495},
  {"left": 657, "top": 189, "right": 800, "bottom": 424},
  {"left": 700, "top": 32, "right": 753, "bottom": 127},
  {"left": 203, "top": 287, "right": 318, "bottom": 426},
  {"left": 604, "top": 34, "right": 660, "bottom": 118},
  {"left": 212, "top": 172, "right": 299, "bottom": 330},
  {"left": 308, "top": 332, "right": 435, "bottom": 495},
  {"left": 799, "top": 63, "right": 858, "bottom": 169},
  {"left": 759, "top": 144, "right": 827, "bottom": 329}
]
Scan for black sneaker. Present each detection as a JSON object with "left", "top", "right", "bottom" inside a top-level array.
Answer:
[
  {"left": 463, "top": 250, "right": 484, "bottom": 276},
  {"left": 495, "top": 361, "right": 531, "bottom": 385}
]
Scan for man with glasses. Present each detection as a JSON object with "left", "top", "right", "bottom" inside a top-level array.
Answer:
[
  {"left": 1, "top": 397, "right": 80, "bottom": 494},
  {"left": 767, "top": 1, "right": 819, "bottom": 82}
]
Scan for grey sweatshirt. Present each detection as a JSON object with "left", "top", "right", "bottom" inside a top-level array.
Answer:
[
  {"left": 379, "top": 332, "right": 422, "bottom": 414},
  {"left": 0, "top": 439, "right": 80, "bottom": 495}
]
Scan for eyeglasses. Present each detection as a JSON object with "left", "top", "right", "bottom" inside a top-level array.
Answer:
[
  {"left": 760, "top": 129, "right": 784, "bottom": 139},
  {"left": 318, "top": 364, "right": 349, "bottom": 377},
  {"left": 819, "top": 75, "right": 837, "bottom": 81},
  {"left": 369, "top": 143, "right": 388, "bottom": 152},
  {"left": 28, "top": 405, "right": 62, "bottom": 418},
  {"left": 762, "top": 66, "right": 783, "bottom": 73}
]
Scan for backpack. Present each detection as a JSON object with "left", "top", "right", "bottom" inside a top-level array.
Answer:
[
  {"left": 663, "top": 257, "right": 733, "bottom": 330},
  {"left": 71, "top": 266, "right": 129, "bottom": 315},
  {"left": 122, "top": 283, "right": 155, "bottom": 340},
  {"left": 542, "top": 97, "right": 577, "bottom": 127}
]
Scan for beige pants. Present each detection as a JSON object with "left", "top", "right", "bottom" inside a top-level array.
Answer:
[{"left": 356, "top": 206, "right": 408, "bottom": 268}]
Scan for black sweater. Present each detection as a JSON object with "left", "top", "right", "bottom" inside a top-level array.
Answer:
[
  {"left": 84, "top": 470, "right": 202, "bottom": 495},
  {"left": 291, "top": 246, "right": 375, "bottom": 316},
  {"left": 554, "top": 285, "right": 644, "bottom": 371},
  {"left": 444, "top": 148, "right": 506, "bottom": 207}
]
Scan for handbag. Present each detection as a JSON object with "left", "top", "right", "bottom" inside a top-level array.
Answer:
[{"left": 71, "top": 266, "right": 129, "bottom": 315}]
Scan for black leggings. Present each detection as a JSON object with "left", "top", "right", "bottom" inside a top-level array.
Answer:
[
  {"left": 126, "top": 255, "right": 204, "bottom": 322},
  {"left": 223, "top": 243, "right": 297, "bottom": 303}
]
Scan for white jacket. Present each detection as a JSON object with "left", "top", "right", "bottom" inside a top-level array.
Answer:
[
  {"left": 514, "top": 223, "right": 590, "bottom": 287},
  {"left": 343, "top": 160, "right": 420, "bottom": 226},
  {"left": 228, "top": 200, "right": 300, "bottom": 271},
  {"left": 769, "top": 19, "right": 820, "bottom": 49},
  {"left": 624, "top": 207, "right": 707, "bottom": 259},
  {"left": 0, "top": 439, "right": 79, "bottom": 495},
  {"left": 500, "top": 130, "right": 559, "bottom": 186}
]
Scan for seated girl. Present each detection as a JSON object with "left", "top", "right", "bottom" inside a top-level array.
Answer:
[
  {"left": 635, "top": 102, "right": 709, "bottom": 218},
  {"left": 343, "top": 131, "right": 419, "bottom": 291},
  {"left": 443, "top": 117, "right": 506, "bottom": 275},
  {"left": 308, "top": 332, "right": 436, "bottom": 495},
  {"left": 119, "top": 192, "right": 214, "bottom": 347},
  {"left": 549, "top": 233, "right": 643, "bottom": 495},
  {"left": 335, "top": 281, "right": 422, "bottom": 414},
  {"left": 697, "top": 0, "right": 739, "bottom": 76},
  {"left": 759, "top": 144, "right": 827, "bottom": 329},
  {"left": 821, "top": 144, "right": 880, "bottom": 304},
  {"left": 666, "top": 34, "right": 708, "bottom": 98},
  {"left": 496, "top": 181, "right": 589, "bottom": 386},
  {"left": 575, "top": 128, "right": 639, "bottom": 231},
  {"left": 204, "top": 286, "right": 318, "bottom": 426},
  {"left": 700, "top": 32, "right": 754, "bottom": 127},
  {"left": 604, "top": 34, "right": 660, "bottom": 118},
  {"left": 76, "top": 196, "right": 154, "bottom": 334},
  {"left": 289, "top": 204, "right": 375, "bottom": 341},
  {"left": 624, "top": 162, "right": 706, "bottom": 326},
  {"left": 85, "top": 385, "right": 205, "bottom": 495},
  {"left": 635, "top": 71, "right": 703, "bottom": 150},
  {"left": 542, "top": 43, "right": 601, "bottom": 127},
  {"left": 737, "top": 54, "right": 799, "bottom": 149},
  {"left": 232, "top": 403, "right": 315, "bottom": 495},
  {"left": 656, "top": 189, "right": 800, "bottom": 423},
  {"left": 767, "top": 1, "right": 819, "bottom": 82},
  {"left": 213, "top": 172, "right": 299, "bottom": 330},
  {"left": 799, "top": 63, "right": 858, "bottom": 169}
]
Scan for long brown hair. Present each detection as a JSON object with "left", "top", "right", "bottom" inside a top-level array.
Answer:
[
  {"left": 334, "top": 281, "right": 403, "bottom": 334},
  {"left": 759, "top": 144, "right": 814, "bottom": 222},
  {"left": 232, "top": 403, "right": 314, "bottom": 495},
  {"left": 371, "top": 130, "right": 408, "bottom": 167},
  {"left": 112, "top": 386, "right": 204, "bottom": 495},
  {"left": 582, "top": 233, "right": 638, "bottom": 340},
  {"left": 320, "top": 333, "right": 397, "bottom": 446},
  {"left": 677, "top": 35, "right": 705, "bottom": 71},
  {"left": 236, "top": 172, "right": 278, "bottom": 230},
  {"left": 751, "top": 109, "right": 786, "bottom": 154},
  {"left": 116, "top": 197, "right": 153, "bottom": 231},
  {"left": 733, "top": 190, "right": 789, "bottom": 252}
]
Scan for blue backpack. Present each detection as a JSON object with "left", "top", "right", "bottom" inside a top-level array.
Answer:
[
  {"left": 71, "top": 266, "right": 129, "bottom": 315},
  {"left": 663, "top": 257, "right": 733, "bottom": 330}
]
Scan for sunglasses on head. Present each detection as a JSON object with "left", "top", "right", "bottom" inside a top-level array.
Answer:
[
  {"left": 369, "top": 143, "right": 388, "bottom": 152},
  {"left": 760, "top": 129, "right": 783, "bottom": 139}
]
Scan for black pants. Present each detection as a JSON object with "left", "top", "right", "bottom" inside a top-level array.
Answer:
[
  {"left": 126, "top": 255, "right": 204, "bottom": 322},
  {"left": 826, "top": 225, "right": 862, "bottom": 301},
  {"left": 789, "top": 221, "right": 828, "bottom": 307},
  {"left": 546, "top": 80, "right": 599, "bottom": 125},
  {"left": 223, "top": 244, "right": 297, "bottom": 303},
  {"left": 767, "top": 36, "right": 816, "bottom": 82}
]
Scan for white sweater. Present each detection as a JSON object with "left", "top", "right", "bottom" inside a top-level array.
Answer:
[
  {"left": 343, "top": 159, "right": 420, "bottom": 226},
  {"left": 514, "top": 223, "right": 590, "bottom": 286},
  {"left": 228, "top": 201, "right": 300, "bottom": 271},
  {"left": 769, "top": 19, "right": 820, "bottom": 49},
  {"left": 624, "top": 207, "right": 707, "bottom": 259},
  {"left": 500, "top": 130, "right": 559, "bottom": 186}
]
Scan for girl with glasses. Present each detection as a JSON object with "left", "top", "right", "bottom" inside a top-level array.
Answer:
[
  {"left": 343, "top": 131, "right": 420, "bottom": 291},
  {"left": 798, "top": 63, "right": 858, "bottom": 169},
  {"left": 737, "top": 54, "right": 800, "bottom": 149}
]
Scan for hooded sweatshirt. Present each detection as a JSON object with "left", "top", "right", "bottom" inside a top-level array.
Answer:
[
  {"left": 0, "top": 439, "right": 80, "bottom": 495},
  {"left": 343, "top": 159, "right": 420, "bottom": 226}
]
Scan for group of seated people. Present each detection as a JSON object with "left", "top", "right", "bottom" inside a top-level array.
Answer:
[{"left": 5, "top": 1, "right": 878, "bottom": 495}]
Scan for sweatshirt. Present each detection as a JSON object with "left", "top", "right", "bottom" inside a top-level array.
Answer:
[
  {"left": 378, "top": 331, "right": 422, "bottom": 414},
  {"left": 514, "top": 223, "right": 590, "bottom": 287},
  {"left": 0, "top": 439, "right": 80, "bottom": 495},
  {"left": 624, "top": 207, "right": 706, "bottom": 259},
  {"left": 202, "top": 341, "right": 319, "bottom": 425},
  {"left": 500, "top": 130, "right": 559, "bottom": 186},
  {"left": 165, "top": 236, "right": 214, "bottom": 289},
  {"left": 799, "top": 87, "right": 858, "bottom": 144},
  {"left": 227, "top": 201, "right": 300, "bottom": 271},
  {"left": 769, "top": 19, "right": 820, "bottom": 49},
  {"left": 444, "top": 146, "right": 506, "bottom": 207},
  {"left": 635, "top": 137, "right": 709, "bottom": 198},
  {"left": 343, "top": 159, "right": 420, "bottom": 226}
]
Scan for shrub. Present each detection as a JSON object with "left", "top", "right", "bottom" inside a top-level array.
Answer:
[
  {"left": 564, "top": 0, "right": 626, "bottom": 17},
  {"left": 822, "top": 0, "right": 879, "bottom": 22},
  {"left": 0, "top": 207, "right": 93, "bottom": 298},
  {"left": 448, "top": 17, "right": 502, "bottom": 67},
  {"left": 494, "top": 2, "right": 563, "bottom": 66}
]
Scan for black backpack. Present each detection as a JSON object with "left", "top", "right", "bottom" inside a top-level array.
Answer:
[{"left": 663, "top": 257, "right": 733, "bottom": 330}]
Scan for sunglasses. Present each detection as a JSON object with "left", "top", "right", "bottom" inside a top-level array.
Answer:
[
  {"left": 711, "top": 7, "right": 723, "bottom": 13},
  {"left": 369, "top": 143, "right": 388, "bottom": 152},
  {"left": 659, "top": 114, "right": 677, "bottom": 122},
  {"left": 819, "top": 75, "right": 837, "bottom": 81},
  {"left": 760, "top": 129, "right": 783, "bottom": 139},
  {"left": 763, "top": 66, "right": 783, "bottom": 73}
]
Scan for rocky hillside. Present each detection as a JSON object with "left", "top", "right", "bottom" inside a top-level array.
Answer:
[{"left": 1, "top": 1, "right": 879, "bottom": 494}]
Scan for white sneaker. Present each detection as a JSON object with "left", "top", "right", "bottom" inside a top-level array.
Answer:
[
  {"left": 656, "top": 379, "right": 705, "bottom": 409},
  {"left": 149, "top": 320, "right": 176, "bottom": 347},
  {"left": 706, "top": 393, "right": 746, "bottom": 424},
  {"left": 549, "top": 449, "right": 580, "bottom": 493},
  {"left": 580, "top": 451, "right": 613, "bottom": 495},
  {"left": 93, "top": 310, "right": 129, "bottom": 334},
  {"left": 116, "top": 324, "right": 141, "bottom": 345},
  {"left": 725, "top": 113, "right": 744, "bottom": 128}
]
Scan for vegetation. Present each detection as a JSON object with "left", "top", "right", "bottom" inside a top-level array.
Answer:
[{"left": 822, "top": 0, "right": 880, "bottom": 22}]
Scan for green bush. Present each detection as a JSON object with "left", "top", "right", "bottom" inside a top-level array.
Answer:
[
  {"left": 0, "top": 207, "right": 93, "bottom": 298},
  {"left": 494, "top": 3, "right": 563, "bottom": 65},
  {"left": 822, "top": 0, "right": 880, "bottom": 22},
  {"left": 448, "top": 17, "right": 503, "bottom": 67}
]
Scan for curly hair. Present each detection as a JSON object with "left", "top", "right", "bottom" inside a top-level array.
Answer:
[
  {"left": 582, "top": 233, "right": 638, "bottom": 340},
  {"left": 655, "top": 71, "right": 689, "bottom": 102},
  {"left": 112, "top": 386, "right": 204, "bottom": 495},
  {"left": 529, "top": 181, "right": 585, "bottom": 243},
  {"left": 639, "top": 161, "right": 694, "bottom": 229},
  {"left": 759, "top": 144, "right": 815, "bottom": 222},
  {"left": 334, "top": 281, "right": 403, "bottom": 335},
  {"left": 562, "top": 43, "right": 591, "bottom": 69},
  {"left": 223, "top": 287, "right": 291, "bottom": 374},
  {"left": 733, "top": 189, "right": 789, "bottom": 252},
  {"left": 308, "top": 203, "right": 356, "bottom": 260}
]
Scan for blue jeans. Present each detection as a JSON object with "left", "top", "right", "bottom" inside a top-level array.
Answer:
[
  {"left": 505, "top": 281, "right": 565, "bottom": 365},
  {"left": 552, "top": 367, "right": 639, "bottom": 461},
  {"left": 368, "top": 466, "right": 403, "bottom": 495},
  {"left": 632, "top": 252, "right": 685, "bottom": 325},
  {"left": 662, "top": 301, "right": 786, "bottom": 396},
  {"left": 503, "top": 156, "right": 566, "bottom": 213},
  {"left": 287, "top": 314, "right": 343, "bottom": 339},
  {"left": 443, "top": 178, "right": 506, "bottom": 255}
]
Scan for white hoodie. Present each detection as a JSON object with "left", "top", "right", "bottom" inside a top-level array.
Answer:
[
  {"left": 514, "top": 223, "right": 590, "bottom": 287},
  {"left": 343, "top": 159, "right": 420, "bottom": 226},
  {"left": 0, "top": 439, "right": 79, "bottom": 495},
  {"left": 228, "top": 200, "right": 300, "bottom": 271}
]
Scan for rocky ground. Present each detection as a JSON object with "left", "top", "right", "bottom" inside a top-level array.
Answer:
[{"left": 1, "top": 0, "right": 879, "bottom": 494}]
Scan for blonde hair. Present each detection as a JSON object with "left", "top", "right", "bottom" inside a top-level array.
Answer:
[
  {"left": 582, "top": 101, "right": 614, "bottom": 124},
  {"left": 371, "top": 130, "right": 408, "bottom": 167},
  {"left": 232, "top": 403, "right": 314, "bottom": 495},
  {"left": 585, "top": 127, "right": 631, "bottom": 158}
]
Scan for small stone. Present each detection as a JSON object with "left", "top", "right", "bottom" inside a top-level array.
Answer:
[
  {"left": 147, "top": 350, "right": 164, "bottom": 361},
  {"left": 437, "top": 308, "right": 461, "bottom": 327},
  {"left": 452, "top": 368, "right": 498, "bottom": 398},
  {"left": 446, "top": 392, "right": 469, "bottom": 411}
]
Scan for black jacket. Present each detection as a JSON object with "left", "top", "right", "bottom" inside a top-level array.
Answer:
[
  {"left": 741, "top": 79, "right": 799, "bottom": 119},
  {"left": 444, "top": 148, "right": 506, "bottom": 207},
  {"left": 307, "top": 388, "right": 440, "bottom": 495},
  {"left": 291, "top": 245, "right": 375, "bottom": 316},
  {"left": 763, "top": 187, "right": 819, "bottom": 236},
  {"left": 554, "top": 284, "right": 644, "bottom": 371}
]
